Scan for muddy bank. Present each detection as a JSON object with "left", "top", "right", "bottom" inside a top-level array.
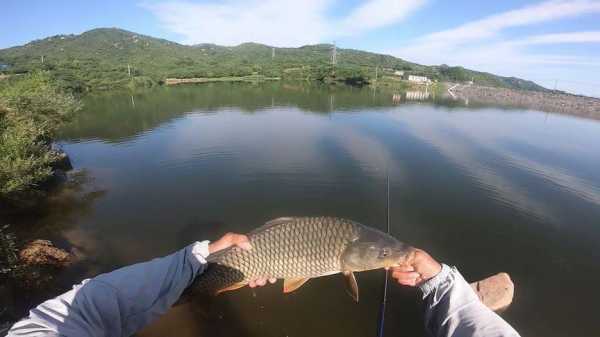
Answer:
[
  {"left": 0, "top": 237, "right": 75, "bottom": 332},
  {"left": 450, "top": 84, "right": 600, "bottom": 120}
]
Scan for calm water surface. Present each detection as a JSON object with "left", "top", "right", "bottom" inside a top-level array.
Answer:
[{"left": 23, "top": 83, "right": 600, "bottom": 336}]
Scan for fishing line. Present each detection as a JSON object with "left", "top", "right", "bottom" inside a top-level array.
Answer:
[{"left": 376, "top": 162, "right": 391, "bottom": 337}]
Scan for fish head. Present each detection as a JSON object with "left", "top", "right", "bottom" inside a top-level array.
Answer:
[{"left": 341, "top": 226, "right": 413, "bottom": 272}]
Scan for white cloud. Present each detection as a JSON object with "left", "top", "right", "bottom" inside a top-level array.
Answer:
[
  {"left": 517, "top": 31, "right": 600, "bottom": 45},
  {"left": 339, "top": 0, "right": 427, "bottom": 33},
  {"left": 419, "top": 0, "right": 600, "bottom": 48},
  {"left": 142, "top": 0, "right": 332, "bottom": 46},
  {"left": 142, "top": 0, "right": 426, "bottom": 46},
  {"left": 393, "top": 0, "right": 600, "bottom": 97}
]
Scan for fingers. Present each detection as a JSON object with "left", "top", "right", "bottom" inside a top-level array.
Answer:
[
  {"left": 255, "top": 278, "right": 267, "bottom": 287},
  {"left": 249, "top": 277, "right": 277, "bottom": 288},
  {"left": 392, "top": 265, "right": 415, "bottom": 273},
  {"left": 229, "top": 233, "right": 252, "bottom": 251},
  {"left": 209, "top": 232, "right": 252, "bottom": 254},
  {"left": 391, "top": 270, "right": 422, "bottom": 287},
  {"left": 390, "top": 248, "right": 442, "bottom": 285}
]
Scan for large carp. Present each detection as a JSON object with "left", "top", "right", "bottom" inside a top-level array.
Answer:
[{"left": 187, "top": 217, "right": 414, "bottom": 302}]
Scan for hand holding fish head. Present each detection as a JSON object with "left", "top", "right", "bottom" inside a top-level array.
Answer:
[
  {"left": 391, "top": 248, "right": 442, "bottom": 287},
  {"left": 341, "top": 226, "right": 415, "bottom": 272}
]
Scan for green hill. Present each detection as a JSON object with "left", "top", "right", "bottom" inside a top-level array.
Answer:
[{"left": 0, "top": 28, "right": 548, "bottom": 92}]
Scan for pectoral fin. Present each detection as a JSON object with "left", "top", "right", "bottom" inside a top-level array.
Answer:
[
  {"left": 283, "top": 278, "right": 310, "bottom": 293},
  {"left": 343, "top": 271, "right": 359, "bottom": 302},
  {"left": 215, "top": 282, "right": 247, "bottom": 295}
]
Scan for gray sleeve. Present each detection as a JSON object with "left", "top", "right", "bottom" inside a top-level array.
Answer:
[
  {"left": 7, "top": 241, "right": 210, "bottom": 337},
  {"left": 419, "top": 264, "right": 520, "bottom": 337}
]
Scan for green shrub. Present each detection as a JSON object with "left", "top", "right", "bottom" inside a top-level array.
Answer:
[
  {"left": 127, "top": 76, "right": 156, "bottom": 90},
  {"left": 0, "top": 72, "right": 80, "bottom": 198},
  {"left": 0, "top": 225, "right": 22, "bottom": 279}
]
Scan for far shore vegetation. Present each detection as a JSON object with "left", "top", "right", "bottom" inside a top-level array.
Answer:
[{"left": 0, "top": 28, "right": 548, "bottom": 93}]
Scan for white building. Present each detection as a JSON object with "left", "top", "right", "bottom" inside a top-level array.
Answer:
[
  {"left": 408, "top": 75, "right": 429, "bottom": 83},
  {"left": 394, "top": 70, "right": 404, "bottom": 77}
]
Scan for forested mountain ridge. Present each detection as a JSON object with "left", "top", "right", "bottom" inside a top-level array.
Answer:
[{"left": 0, "top": 28, "right": 548, "bottom": 92}]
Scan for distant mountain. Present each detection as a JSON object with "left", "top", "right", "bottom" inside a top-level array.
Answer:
[{"left": 0, "top": 28, "right": 548, "bottom": 92}]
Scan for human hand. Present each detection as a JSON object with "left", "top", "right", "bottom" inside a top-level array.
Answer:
[
  {"left": 391, "top": 248, "right": 442, "bottom": 287},
  {"left": 208, "top": 232, "right": 276, "bottom": 288}
]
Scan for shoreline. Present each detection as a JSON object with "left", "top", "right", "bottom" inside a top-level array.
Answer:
[
  {"left": 164, "top": 75, "right": 280, "bottom": 85},
  {"left": 450, "top": 84, "right": 600, "bottom": 121}
]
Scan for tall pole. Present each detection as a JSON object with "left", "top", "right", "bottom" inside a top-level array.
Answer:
[
  {"left": 331, "top": 42, "right": 337, "bottom": 77},
  {"left": 272, "top": 47, "right": 275, "bottom": 59},
  {"left": 41, "top": 55, "right": 44, "bottom": 64},
  {"left": 331, "top": 42, "right": 337, "bottom": 66},
  {"left": 128, "top": 64, "right": 131, "bottom": 77}
]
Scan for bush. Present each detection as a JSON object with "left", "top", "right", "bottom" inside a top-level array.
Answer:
[
  {"left": 127, "top": 76, "right": 156, "bottom": 90},
  {"left": 0, "top": 225, "right": 22, "bottom": 279},
  {"left": 0, "top": 115, "right": 56, "bottom": 195},
  {"left": 0, "top": 72, "right": 80, "bottom": 198}
]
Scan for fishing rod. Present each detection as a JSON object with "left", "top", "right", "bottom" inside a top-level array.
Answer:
[{"left": 376, "top": 166, "right": 391, "bottom": 337}]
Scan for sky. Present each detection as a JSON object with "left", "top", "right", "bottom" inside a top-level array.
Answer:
[{"left": 2, "top": 0, "right": 600, "bottom": 97}]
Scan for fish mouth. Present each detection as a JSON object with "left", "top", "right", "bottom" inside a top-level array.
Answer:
[
  {"left": 384, "top": 261, "right": 405, "bottom": 269},
  {"left": 386, "top": 247, "right": 417, "bottom": 268}
]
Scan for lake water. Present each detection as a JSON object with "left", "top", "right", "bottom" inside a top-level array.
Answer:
[{"left": 17, "top": 83, "right": 600, "bottom": 336}]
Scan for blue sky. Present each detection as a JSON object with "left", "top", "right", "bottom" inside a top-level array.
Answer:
[{"left": 2, "top": 0, "right": 600, "bottom": 96}]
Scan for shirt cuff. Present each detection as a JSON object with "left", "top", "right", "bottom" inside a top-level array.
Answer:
[
  {"left": 419, "top": 263, "right": 453, "bottom": 297},
  {"left": 191, "top": 240, "right": 210, "bottom": 264}
]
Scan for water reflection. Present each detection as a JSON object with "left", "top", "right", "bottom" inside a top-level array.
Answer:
[
  {"left": 2, "top": 170, "right": 107, "bottom": 325},
  {"left": 61, "top": 84, "right": 466, "bottom": 144},
  {"left": 45, "top": 83, "right": 600, "bottom": 337}
]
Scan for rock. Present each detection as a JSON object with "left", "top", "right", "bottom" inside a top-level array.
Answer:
[
  {"left": 50, "top": 148, "right": 73, "bottom": 171},
  {"left": 470, "top": 272, "right": 514, "bottom": 312},
  {"left": 49, "top": 168, "right": 68, "bottom": 185},
  {"left": 19, "top": 240, "right": 72, "bottom": 268}
]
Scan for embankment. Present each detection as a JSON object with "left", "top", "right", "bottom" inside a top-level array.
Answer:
[
  {"left": 165, "top": 76, "right": 280, "bottom": 85},
  {"left": 451, "top": 84, "right": 600, "bottom": 120}
]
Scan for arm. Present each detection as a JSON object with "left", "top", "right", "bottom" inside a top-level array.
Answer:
[
  {"left": 392, "top": 250, "right": 520, "bottom": 337},
  {"left": 8, "top": 233, "right": 262, "bottom": 337},
  {"left": 8, "top": 241, "right": 209, "bottom": 337},
  {"left": 419, "top": 264, "right": 520, "bottom": 337}
]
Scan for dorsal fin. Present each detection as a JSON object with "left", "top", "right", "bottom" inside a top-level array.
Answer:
[{"left": 248, "top": 217, "right": 296, "bottom": 236}]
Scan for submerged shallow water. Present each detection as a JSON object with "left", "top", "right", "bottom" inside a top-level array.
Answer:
[{"left": 17, "top": 83, "right": 600, "bottom": 336}]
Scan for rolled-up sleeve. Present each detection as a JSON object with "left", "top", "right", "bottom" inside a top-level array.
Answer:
[
  {"left": 419, "top": 264, "right": 520, "bottom": 337},
  {"left": 7, "top": 241, "right": 210, "bottom": 337}
]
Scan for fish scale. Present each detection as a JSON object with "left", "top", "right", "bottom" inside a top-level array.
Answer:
[{"left": 189, "top": 217, "right": 362, "bottom": 296}]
